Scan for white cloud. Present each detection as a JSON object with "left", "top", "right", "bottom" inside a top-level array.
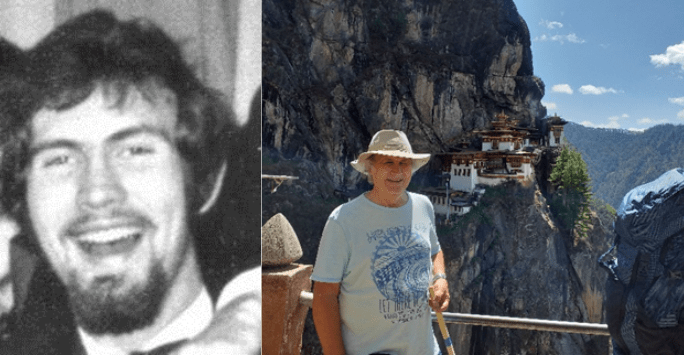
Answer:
[
  {"left": 679, "top": 109, "right": 684, "bottom": 120},
  {"left": 638, "top": 117, "right": 669, "bottom": 125},
  {"left": 542, "top": 101, "right": 557, "bottom": 110},
  {"left": 581, "top": 114, "right": 627, "bottom": 129},
  {"left": 607, "top": 115, "right": 623, "bottom": 123},
  {"left": 541, "top": 20, "right": 563, "bottom": 30},
  {"left": 534, "top": 33, "right": 586, "bottom": 44},
  {"left": 581, "top": 120, "right": 620, "bottom": 129},
  {"left": 669, "top": 97, "right": 684, "bottom": 106},
  {"left": 565, "top": 33, "right": 585, "bottom": 44},
  {"left": 628, "top": 128, "right": 646, "bottom": 132},
  {"left": 552, "top": 84, "right": 573, "bottom": 94},
  {"left": 651, "top": 41, "right": 684, "bottom": 70},
  {"left": 579, "top": 85, "right": 619, "bottom": 95}
]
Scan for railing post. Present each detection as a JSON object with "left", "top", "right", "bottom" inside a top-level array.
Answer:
[{"left": 262, "top": 213, "right": 313, "bottom": 355}]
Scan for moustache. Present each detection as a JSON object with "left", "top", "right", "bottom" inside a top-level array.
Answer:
[{"left": 63, "top": 209, "right": 155, "bottom": 238}]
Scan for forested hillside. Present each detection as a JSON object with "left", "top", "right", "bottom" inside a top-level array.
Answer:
[{"left": 564, "top": 123, "right": 684, "bottom": 208}]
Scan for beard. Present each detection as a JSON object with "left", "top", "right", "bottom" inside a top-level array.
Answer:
[{"left": 66, "top": 261, "right": 169, "bottom": 335}]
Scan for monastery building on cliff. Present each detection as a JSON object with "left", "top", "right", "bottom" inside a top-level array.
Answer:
[{"left": 424, "top": 112, "right": 567, "bottom": 222}]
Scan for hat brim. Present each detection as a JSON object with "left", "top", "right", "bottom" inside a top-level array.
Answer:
[{"left": 351, "top": 151, "right": 431, "bottom": 175}]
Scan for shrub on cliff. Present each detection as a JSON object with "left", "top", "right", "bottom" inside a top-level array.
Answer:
[{"left": 549, "top": 146, "right": 593, "bottom": 238}]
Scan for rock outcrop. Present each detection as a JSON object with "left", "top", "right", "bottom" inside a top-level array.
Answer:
[{"left": 263, "top": 0, "right": 546, "bottom": 190}]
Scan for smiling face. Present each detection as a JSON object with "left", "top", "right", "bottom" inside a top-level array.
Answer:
[
  {"left": 368, "top": 155, "right": 413, "bottom": 201},
  {"left": 26, "top": 85, "right": 199, "bottom": 334}
]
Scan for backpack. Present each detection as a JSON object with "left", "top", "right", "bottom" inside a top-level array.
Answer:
[{"left": 600, "top": 168, "right": 684, "bottom": 355}]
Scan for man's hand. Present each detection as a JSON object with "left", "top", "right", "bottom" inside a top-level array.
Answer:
[
  {"left": 430, "top": 250, "right": 450, "bottom": 313},
  {"left": 429, "top": 278, "right": 450, "bottom": 313}
]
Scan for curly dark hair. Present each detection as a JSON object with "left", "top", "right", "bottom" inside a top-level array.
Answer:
[{"left": 0, "top": 10, "right": 239, "bottom": 242}]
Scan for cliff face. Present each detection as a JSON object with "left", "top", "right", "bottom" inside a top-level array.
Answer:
[
  {"left": 440, "top": 180, "right": 611, "bottom": 355},
  {"left": 263, "top": 0, "right": 546, "bottom": 190}
]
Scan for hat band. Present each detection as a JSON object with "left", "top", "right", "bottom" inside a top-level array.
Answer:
[{"left": 381, "top": 141, "right": 410, "bottom": 152}]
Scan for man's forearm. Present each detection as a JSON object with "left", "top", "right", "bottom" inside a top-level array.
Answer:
[
  {"left": 432, "top": 250, "right": 446, "bottom": 275},
  {"left": 312, "top": 282, "right": 346, "bottom": 355}
]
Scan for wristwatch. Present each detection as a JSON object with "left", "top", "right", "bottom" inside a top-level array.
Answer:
[{"left": 432, "top": 273, "right": 447, "bottom": 283}]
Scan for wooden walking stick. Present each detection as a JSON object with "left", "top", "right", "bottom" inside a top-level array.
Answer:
[{"left": 430, "top": 287, "right": 455, "bottom": 355}]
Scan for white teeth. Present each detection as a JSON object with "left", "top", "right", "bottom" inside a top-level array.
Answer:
[{"left": 77, "top": 228, "right": 139, "bottom": 244}]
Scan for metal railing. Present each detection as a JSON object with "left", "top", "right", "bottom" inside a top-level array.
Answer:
[
  {"left": 301, "top": 291, "right": 609, "bottom": 336},
  {"left": 432, "top": 312, "right": 609, "bottom": 336}
]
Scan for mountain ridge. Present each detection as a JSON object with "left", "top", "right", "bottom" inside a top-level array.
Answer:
[{"left": 564, "top": 122, "right": 684, "bottom": 208}]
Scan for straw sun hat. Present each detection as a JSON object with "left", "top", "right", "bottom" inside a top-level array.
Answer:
[{"left": 351, "top": 130, "right": 431, "bottom": 175}]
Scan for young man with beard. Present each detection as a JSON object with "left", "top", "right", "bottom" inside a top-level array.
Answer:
[{"left": 0, "top": 10, "right": 260, "bottom": 355}]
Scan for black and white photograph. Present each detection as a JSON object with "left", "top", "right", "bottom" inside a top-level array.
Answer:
[{"left": 0, "top": 1, "right": 261, "bottom": 354}]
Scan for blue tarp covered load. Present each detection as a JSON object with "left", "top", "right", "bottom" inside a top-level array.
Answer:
[{"left": 603, "top": 168, "right": 684, "bottom": 355}]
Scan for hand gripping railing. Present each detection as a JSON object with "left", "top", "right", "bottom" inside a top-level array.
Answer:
[{"left": 432, "top": 312, "right": 610, "bottom": 336}]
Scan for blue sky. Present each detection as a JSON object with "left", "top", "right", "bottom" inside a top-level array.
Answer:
[{"left": 515, "top": 0, "right": 684, "bottom": 131}]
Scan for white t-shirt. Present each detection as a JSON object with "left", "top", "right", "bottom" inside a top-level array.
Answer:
[{"left": 311, "top": 192, "right": 442, "bottom": 355}]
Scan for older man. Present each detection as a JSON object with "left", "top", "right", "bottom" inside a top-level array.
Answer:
[
  {"left": 0, "top": 10, "right": 259, "bottom": 355},
  {"left": 312, "top": 130, "right": 450, "bottom": 355}
]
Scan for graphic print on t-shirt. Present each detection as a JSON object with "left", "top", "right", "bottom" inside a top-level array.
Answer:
[{"left": 370, "top": 225, "right": 431, "bottom": 324}]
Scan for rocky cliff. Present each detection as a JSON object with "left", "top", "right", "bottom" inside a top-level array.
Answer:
[
  {"left": 439, "top": 180, "right": 611, "bottom": 355},
  {"left": 262, "top": 0, "right": 613, "bottom": 354},
  {"left": 263, "top": 0, "right": 546, "bottom": 190}
]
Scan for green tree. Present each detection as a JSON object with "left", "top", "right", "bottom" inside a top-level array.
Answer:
[{"left": 549, "top": 147, "right": 593, "bottom": 238}]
